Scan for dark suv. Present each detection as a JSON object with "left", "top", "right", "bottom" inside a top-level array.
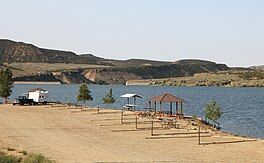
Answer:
[{"left": 13, "top": 96, "right": 35, "bottom": 106}]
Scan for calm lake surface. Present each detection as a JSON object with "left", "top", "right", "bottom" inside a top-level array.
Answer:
[{"left": 4, "top": 84, "right": 264, "bottom": 139}]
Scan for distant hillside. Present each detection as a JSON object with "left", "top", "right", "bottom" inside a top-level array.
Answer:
[
  {"left": 117, "top": 61, "right": 229, "bottom": 78},
  {"left": 83, "top": 61, "right": 230, "bottom": 84},
  {"left": 249, "top": 65, "right": 264, "bottom": 70},
  {"left": 1, "top": 39, "right": 234, "bottom": 84},
  {"left": 0, "top": 39, "right": 170, "bottom": 66},
  {"left": 127, "top": 70, "right": 264, "bottom": 87},
  {"left": 7, "top": 60, "right": 230, "bottom": 84},
  {"left": 174, "top": 59, "right": 218, "bottom": 65},
  {"left": 0, "top": 39, "right": 108, "bottom": 65}
]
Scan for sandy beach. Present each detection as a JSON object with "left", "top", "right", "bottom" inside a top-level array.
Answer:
[{"left": 0, "top": 104, "right": 263, "bottom": 162}]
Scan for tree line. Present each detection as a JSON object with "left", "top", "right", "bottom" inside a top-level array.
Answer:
[{"left": 77, "top": 84, "right": 116, "bottom": 108}]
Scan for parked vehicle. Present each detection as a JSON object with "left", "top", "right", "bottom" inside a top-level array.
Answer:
[
  {"left": 27, "top": 88, "right": 49, "bottom": 103},
  {"left": 13, "top": 88, "right": 49, "bottom": 106},
  {"left": 13, "top": 96, "right": 48, "bottom": 106},
  {"left": 13, "top": 96, "right": 36, "bottom": 106}
]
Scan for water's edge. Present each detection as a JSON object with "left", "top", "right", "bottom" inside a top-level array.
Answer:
[{"left": 3, "top": 84, "right": 264, "bottom": 139}]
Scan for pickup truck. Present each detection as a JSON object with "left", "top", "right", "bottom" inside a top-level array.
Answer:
[{"left": 13, "top": 96, "right": 36, "bottom": 106}]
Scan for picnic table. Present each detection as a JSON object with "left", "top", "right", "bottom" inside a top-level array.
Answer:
[{"left": 159, "top": 118, "right": 180, "bottom": 129}]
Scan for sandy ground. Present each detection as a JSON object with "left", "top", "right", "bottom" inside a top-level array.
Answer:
[{"left": 0, "top": 104, "right": 263, "bottom": 163}]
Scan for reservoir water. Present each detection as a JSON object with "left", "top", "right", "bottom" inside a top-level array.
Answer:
[{"left": 3, "top": 84, "right": 264, "bottom": 139}]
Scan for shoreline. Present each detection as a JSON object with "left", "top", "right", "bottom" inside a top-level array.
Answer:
[
  {"left": 126, "top": 81, "right": 264, "bottom": 87},
  {"left": 12, "top": 80, "right": 264, "bottom": 87},
  {"left": 12, "top": 82, "right": 264, "bottom": 88},
  {"left": 13, "top": 81, "right": 61, "bottom": 85},
  {"left": 99, "top": 107, "right": 262, "bottom": 140}
]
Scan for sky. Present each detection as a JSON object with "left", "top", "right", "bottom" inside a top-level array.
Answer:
[{"left": 0, "top": 0, "right": 263, "bottom": 67}]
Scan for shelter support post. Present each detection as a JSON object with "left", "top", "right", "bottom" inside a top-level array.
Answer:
[
  {"left": 148, "top": 101, "right": 151, "bottom": 115},
  {"left": 180, "top": 102, "right": 183, "bottom": 115},
  {"left": 176, "top": 102, "right": 178, "bottom": 114},
  {"left": 170, "top": 102, "right": 172, "bottom": 115},
  {"left": 133, "top": 97, "right": 136, "bottom": 111}
]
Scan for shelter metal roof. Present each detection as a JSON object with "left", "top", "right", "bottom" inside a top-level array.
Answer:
[
  {"left": 121, "top": 94, "right": 143, "bottom": 98},
  {"left": 28, "top": 88, "right": 48, "bottom": 93},
  {"left": 148, "top": 93, "right": 184, "bottom": 103}
]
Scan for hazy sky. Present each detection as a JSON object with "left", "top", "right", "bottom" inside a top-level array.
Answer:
[{"left": 1, "top": 0, "right": 263, "bottom": 67}]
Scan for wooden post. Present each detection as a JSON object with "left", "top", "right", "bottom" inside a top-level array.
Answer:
[
  {"left": 97, "top": 106, "right": 100, "bottom": 114},
  {"left": 135, "top": 116, "right": 138, "bottom": 129},
  {"left": 154, "top": 102, "right": 156, "bottom": 113},
  {"left": 121, "top": 109, "right": 124, "bottom": 124},
  {"left": 198, "top": 126, "right": 201, "bottom": 145},
  {"left": 151, "top": 120, "right": 154, "bottom": 136}
]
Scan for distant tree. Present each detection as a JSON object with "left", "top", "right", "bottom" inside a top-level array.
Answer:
[
  {"left": 96, "top": 80, "right": 108, "bottom": 85},
  {"left": 77, "top": 84, "right": 93, "bottom": 108},
  {"left": 204, "top": 100, "right": 223, "bottom": 127},
  {"left": 0, "top": 68, "right": 13, "bottom": 103},
  {"left": 102, "top": 88, "right": 116, "bottom": 108}
]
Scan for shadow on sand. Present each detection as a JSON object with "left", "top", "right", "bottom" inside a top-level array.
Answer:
[
  {"left": 152, "top": 131, "right": 209, "bottom": 136},
  {"left": 90, "top": 118, "right": 135, "bottom": 122},
  {"left": 112, "top": 127, "right": 164, "bottom": 132},
  {"left": 71, "top": 109, "right": 97, "bottom": 113},
  {"left": 200, "top": 139, "right": 257, "bottom": 145},
  {"left": 146, "top": 135, "right": 211, "bottom": 139}
]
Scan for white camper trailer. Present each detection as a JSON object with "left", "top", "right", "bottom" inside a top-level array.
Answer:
[{"left": 27, "top": 88, "right": 49, "bottom": 103}]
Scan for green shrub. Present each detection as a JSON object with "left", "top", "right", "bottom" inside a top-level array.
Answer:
[
  {"left": 0, "top": 152, "right": 54, "bottom": 163},
  {"left": 102, "top": 88, "right": 116, "bottom": 108},
  {"left": 204, "top": 100, "right": 222, "bottom": 124},
  {"left": 23, "top": 154, "right": 54, "bottom": 163},
  {"left": 0, "top": 152, "right": 21, "bottom": 163}
]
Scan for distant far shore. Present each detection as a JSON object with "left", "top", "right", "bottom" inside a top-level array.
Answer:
[
  {"left": 13, "top": 81, "right": 61, "bottom": 85},
  {"left": 126, "top": 72, "right": 264, "bottom": 87}
]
